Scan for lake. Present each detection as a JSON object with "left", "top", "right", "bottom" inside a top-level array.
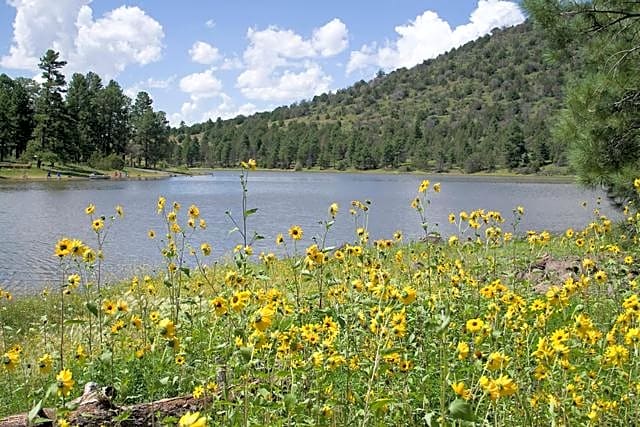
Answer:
[{"left": 0, "top": 171, "right": 619, "bottom": 294}]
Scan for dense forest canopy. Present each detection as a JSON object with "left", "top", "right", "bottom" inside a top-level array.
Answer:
[
  {"left": 524, "top": 0, "right": 640, "bottom": 202},
  {"left": 0, "top": 49, "right": 171, "bottom": 169},
  {"left": 1, "top": 22, "right": 575, "bottom": 173}
]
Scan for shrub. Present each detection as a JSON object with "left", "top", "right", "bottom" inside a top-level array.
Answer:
[{"left": 88, "top": 153, "right": 125, "bottom": 170}]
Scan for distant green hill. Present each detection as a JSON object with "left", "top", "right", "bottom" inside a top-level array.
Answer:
[{"left": 176, "top": 22, "right": 575, "bottom": 173}]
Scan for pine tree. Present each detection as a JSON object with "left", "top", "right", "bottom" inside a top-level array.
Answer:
[
  {"left": 34, "top": 50, "right": 68, "bottom": 161},
  {"left": 525, "top": 0, "right": 640, "bottom": 201}
]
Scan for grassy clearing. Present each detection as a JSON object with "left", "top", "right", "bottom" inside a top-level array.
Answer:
[{"left": 1, "top": 167, "right": 639, "bottom": 426}]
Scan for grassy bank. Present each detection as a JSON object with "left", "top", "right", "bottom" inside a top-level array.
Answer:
[
  {"left": 0, "top": 163, "right": 172, "bottom": 181},
  {"left": 1, "top": 168, "right": 638, "bottom": 426}
]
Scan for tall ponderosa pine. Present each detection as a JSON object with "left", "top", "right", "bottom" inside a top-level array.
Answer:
[
  {"left": 34, "top": 49, "right": 69, "bottom": 161},
  {"left": 12, "top": 78, "right": 36, "bottom": 160},
  {"left": 66, "top": 73, "right": 92, "bottom": 162},
  {"left": 525, "top": 0, "right": 640, "bottom": 202},
  {"left": 98, "top": 80, "right": 130, "bottom": 157},
  {"left": 130, "top": 91, "right": 170, "bottom": 167}
]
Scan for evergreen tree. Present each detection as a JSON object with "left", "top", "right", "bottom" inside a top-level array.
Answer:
[
  {"left": 34, "top": 50, "right": 68, "bottom": 161},
  {"left": 525, "top": 0, "right": 640, "bottom": 200},
  {"left": 12, "top": 78, "right": 37, "bottom": 160},
  {"left": 0, "top": 74, "right": 15, "bottom": 161},
  {"left": 504, "top": 123, "right": 527, "bottom": 169},
  {"left": 129, "top": 92, "right": 154, "bottom": 166},
  {"left": 97, "top": 80, "right": 130, "bottom": 156},
  {"left": 129, "top": 92, "right": 169, "bottom": 167},
  {"left": 66, "top": 73, "right": 91, "bottom": 162}
]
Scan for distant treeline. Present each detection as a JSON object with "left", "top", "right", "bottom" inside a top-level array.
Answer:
[{"left": 0, "top": 50, "right": 172, "bottom": 169}]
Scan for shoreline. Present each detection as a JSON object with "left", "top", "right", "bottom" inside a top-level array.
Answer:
[
  {"left": 0, "top": 166, "right": 174, "bottom": 182},
  {"left": 176, "top": 166, "right": 577, "bottom": 183},
  {"left": 0, "top": 164, "right": 577, "bottom": 184}
]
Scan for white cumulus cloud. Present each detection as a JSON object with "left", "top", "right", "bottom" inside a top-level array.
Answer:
[
  {"left": 179, "top": 69, "right": 223, "bottom": 101},
  {"left": 189, "top": 41, "right": 221, "bottom": 65},
  {"left": 243, "top": 26, "right": 315, "bottom": 69},
  {"left": 238, "top": 62, "right": 331, "bottom": 101},
  {"left": 219, "top": 56, "right": 243, "bottom": 70},
  {"left": 346, "top": 0, "right": 524, "bottom": 74},
  {"left": 237, "top": 18, "right": 347, "bottom": 102},
  {"left": 72, "top": 5, "right": 164, "bottom": 78},
  {"left": 312, "top": 18, "right": 349, "bottom": 57},
  {"left": 2, "top": 0, "right": 88, "bottom": 70},
  {"left": 124, "top": 75, "right": 176, "bottom": 99},
  {"left": 1, "top": 0, "right": 164, "bottom": 79}
]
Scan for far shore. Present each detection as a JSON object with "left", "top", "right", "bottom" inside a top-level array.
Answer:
[
  {"left": 187, "top": 166, "right": 577, "bottom": 183},
  {"left": 0, "top": 164, "right": 577, "bottom": 184}
]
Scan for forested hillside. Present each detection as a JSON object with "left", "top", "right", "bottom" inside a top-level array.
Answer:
[
  {"left": 177, "top": 22, "right": 575, "bottom": 173},
  {"left": 1, "top": 22, "right": 576, "bottom": 173}
]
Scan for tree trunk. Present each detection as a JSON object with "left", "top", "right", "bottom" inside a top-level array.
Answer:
[{"left": 0, "top": 383, "right": 210, "bottom": 427}]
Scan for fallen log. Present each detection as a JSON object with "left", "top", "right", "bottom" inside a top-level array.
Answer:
[{"left": 0, "top": 382, "right": 210, "bottom": 427}]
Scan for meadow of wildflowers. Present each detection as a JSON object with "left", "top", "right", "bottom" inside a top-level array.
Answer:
[{"left": 1, "top": 163, "right": 640, "bottom": 426}]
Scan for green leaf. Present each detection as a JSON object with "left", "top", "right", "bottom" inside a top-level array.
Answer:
[
  {"left": 113, "top": 410, "right": 132, "bottom": 422},
  {"left": 100, "top": 350, "right": 113, "bottom": 363},
  {"left": 424, "top": 411, "right": 436, "bottom": 426},
  {"left": 244, "top": 208, "right": 258, "bottom": 217},
  {"left": 257, "top": 388, "right": 270, "bottom": 400},
  {"left": 228, "top": 227, "right": 239, "bottom": 235},
  {"left": 86, "top": 302, "right": 98, "bottom": 317},
  {"left": 65, "top": 400, "right": 79, "bottom": 410},
  {"left": 180, "top": 267, "right": 191, "bottom": 277},
  {"left": 45, "top": 382, "right": 58, "bottom": 400},
  {"left": 239, "top": 347, "right": 253, "bottom": 362},
  {"left": 163, "top": 280, "right": 173, "bottom": 288},
  {"left": 381, "top": 347, "right": 403, "bottom": 355},
  {"left": 27, "top": 400, "right": 42, "bottom": 422},
  {"left": 436, "top": 314, "right": 451, "bottom": 335},
  {"left": 159, "top": 376, "right": 170, "bottom": 385},
  {"left": 449, "top": 398, "right": 476, "bottom": 422},
  {"left": 31, "top": 417, "right": 51, "bottom": 426},
  {"left": 284, "top": 393, "right": 296, "bottom": 411},
  {"left": 572, "top": 304, "right": 584, "bottom": 316},
  {"left": 371, "top": 398, "right": 393, "bottom": 411}
]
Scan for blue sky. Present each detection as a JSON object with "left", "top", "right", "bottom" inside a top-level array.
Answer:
[{"left": 0, "top": 1, "right": 525, "bottom": 126}]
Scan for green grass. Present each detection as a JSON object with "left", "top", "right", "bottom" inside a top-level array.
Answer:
[{"left": 0, "top": 164, "right": 172, "bottom": 181}]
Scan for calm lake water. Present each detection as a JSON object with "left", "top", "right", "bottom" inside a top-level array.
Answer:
[{"left": 0, "top": 171, "right": 619, "bottom": 294}]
